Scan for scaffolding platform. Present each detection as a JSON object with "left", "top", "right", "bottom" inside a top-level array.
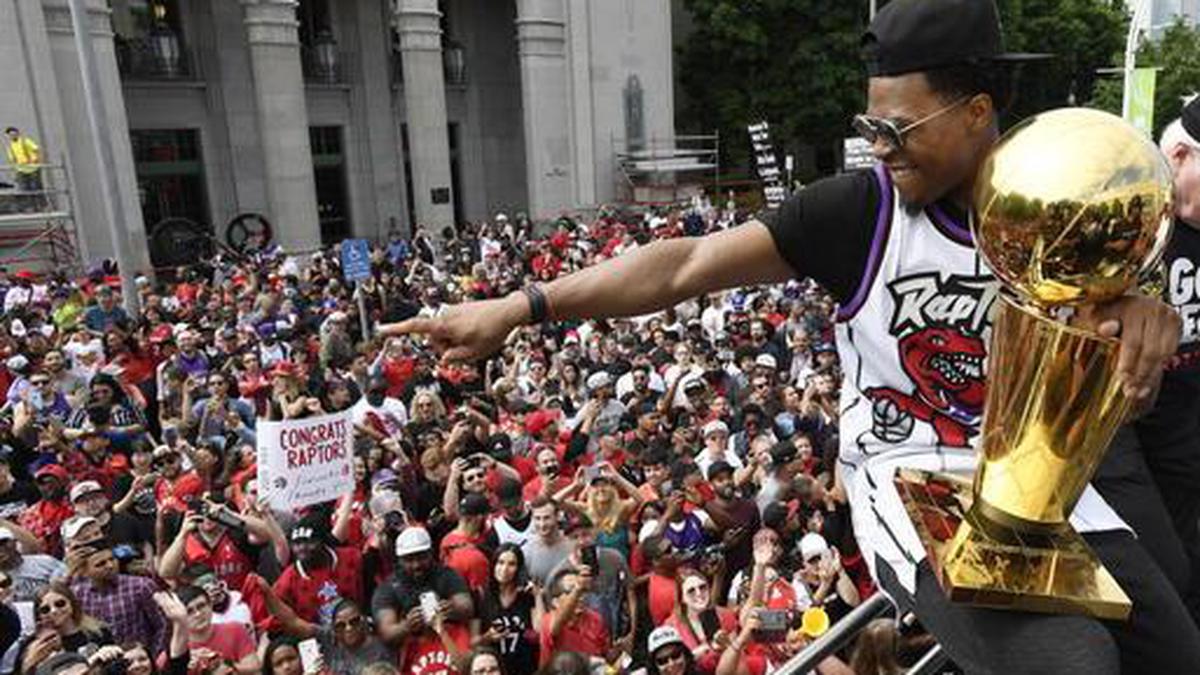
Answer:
[
  {"left": 613, "top": 133, "right": 720, "bottom": 206},
  {"left": 0, "top": 164, "right": 82, "bottom": 273}
]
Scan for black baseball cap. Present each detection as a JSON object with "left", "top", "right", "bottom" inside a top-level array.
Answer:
[
  {"left": 862, "top": 0, "right": 1050, "bottom": 77},
  {"left": 769, "top": 441, "right": 799, "bottom": 467},
  {"left": 460, "top": 493, "right": 492, "bottom": 517},
  {"left": 707, "top": 460, "right": 736, "bottom": 482},
  {"left": 1184, "top": 96, "right": 1200, "bottom": 144}
]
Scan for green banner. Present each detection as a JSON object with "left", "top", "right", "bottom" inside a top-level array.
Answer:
[{"left": 1127, "top": 67, "right": 1157, "bottom": 136}]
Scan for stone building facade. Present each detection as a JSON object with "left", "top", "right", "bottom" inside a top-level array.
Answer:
[{"left": 1, "top": 0, "right": 675, "bottom": 269}]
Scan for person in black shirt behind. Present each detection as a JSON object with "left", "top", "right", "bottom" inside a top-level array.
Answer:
[
  {"left": 1105, "top": 96, "right": 1200, "bottom": 625},
  {"left": 473, "top": 543, "right": 542, "bottom": 675},
  {"left": 371, "top": 526, "right": 473, "bottom": 671},
  {"left": 0, "top": 457, "right": 39, "bottom": 521}
]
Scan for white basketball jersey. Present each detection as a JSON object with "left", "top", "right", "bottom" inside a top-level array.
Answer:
[
  {"left": 491, "top": 513, "right": 533, "bottom": 548},
  {"left": 834, "top": 165, "right": 1126, "bottom": 593}
]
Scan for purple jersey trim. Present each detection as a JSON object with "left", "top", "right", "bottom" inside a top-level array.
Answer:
[
  {"left": 837, "top": 164, "right": 894, "bottom": 323},
  {"left": 927, "top": 202, "right": 974, "bottom": 247}
]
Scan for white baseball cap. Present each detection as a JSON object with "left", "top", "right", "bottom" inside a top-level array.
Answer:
[
  {"left": 647, "top": 625, "right": 685, "bottom": 654},
  {"left": 69, "top": 481, "right": 104, "bottom": 504},
  {"left": 754, "top": 353, "right": 778, "bottom": 370},
  {"left": 586, "top": 370, "right": 613, "bottom": 391},
  {"left": 799, "top": 532, "right": 830, "bottom": 562},
  {"left": 0, "top": 527, "right": 14, "bottom": 543},
  {"left": 702, "top": 420, "right": 729, "bottom": 438},
  {"left": 61, "top": 515, "right": 99, "bottom": 542},
  {"left": 394, "top": 526, "right": 432, "bottom": 557}
]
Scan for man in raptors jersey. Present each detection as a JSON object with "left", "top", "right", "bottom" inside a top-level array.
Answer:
[
  {"left": 383, "top": 1, "right": 1200, "bottom": 672},
  {"left": 1104, "top": 95, "right": 1200, "bottom": 625}
]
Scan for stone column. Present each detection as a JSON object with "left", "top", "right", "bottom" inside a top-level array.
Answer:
[
  {"left": 394, "top": 0, "right": 455, "bottom": 232},
  {"left": 41, "top": 0, "right": 152, "bottom": 272},
  {"left": 516, "top": 0, "right": 575, "bottom": 218},
  {"left": 241, "top": 0, "right": 321, "bottom": 252}
]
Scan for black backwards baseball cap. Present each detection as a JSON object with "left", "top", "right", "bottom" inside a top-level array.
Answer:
[
  {"left": 862, "top": 0, "right": 1051, "bottom": 77},
  {"left": 1184, "top": 96, "right": 1200, "bottom": 144}
]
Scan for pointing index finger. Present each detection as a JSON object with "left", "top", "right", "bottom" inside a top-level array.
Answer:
[{"left": 378, "top": 318, "right": 434, "bottom": 337}]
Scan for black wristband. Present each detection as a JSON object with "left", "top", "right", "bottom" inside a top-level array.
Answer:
[{"left": 523, "top": 285, "right": 548, "bottom": 325}]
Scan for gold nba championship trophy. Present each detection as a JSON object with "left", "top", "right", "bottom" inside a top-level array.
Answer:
[{"left": 896, "top": 108, "right": 1174, "bottom": 619}]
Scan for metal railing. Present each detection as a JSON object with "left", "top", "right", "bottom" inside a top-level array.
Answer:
[
  {"left": 0, "top": 162, "right": 80, "bottom": 272},
  {"left": 389, "top": 49, "right": 468, "bottom": 86},
  {"left": 774, "top": 594, "right": 893, "bottom": 675},
  {"left": 774, "top": 594, "right": 951, "bottom": 675},
  {"left": 0, "top": 164, "right": 69, "bottom": 216},
  {"left": 302, "top": 46, "right": 352, "bottom": 85},
  {"left": 116, "top": 35, "right": 199, "bottom": 81}
]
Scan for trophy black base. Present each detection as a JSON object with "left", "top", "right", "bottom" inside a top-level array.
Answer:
[{"left": 895, "top": 468, "right": 1131, "bottom": 621}]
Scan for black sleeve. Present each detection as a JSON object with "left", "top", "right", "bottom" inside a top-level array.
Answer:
[
  {"left": 435, "top": 566, "right": 471, "bottom": 599},
  {"left": 562, "top": 429, "right": 589, "bottom": 464},
  {"left": 0, "top": 605, "right": 19, "bottom": 661},
  {"left": 762, "top": 169, "right": 880, "bottom": 304}
]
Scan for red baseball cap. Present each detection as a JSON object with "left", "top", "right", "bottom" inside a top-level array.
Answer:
[
  {"left": 34, "top": 464, "right": 69, "bottom": 482},
  {"left": 525, "top": 409, "right": 561, "bottom": 437}
]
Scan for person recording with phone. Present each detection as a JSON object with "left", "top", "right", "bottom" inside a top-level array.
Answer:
[
  {"left": 371, "top": 526, "right": 473, "bottom": 673},
  {"left": 539, "top": 565, "right": 611, "bottom": 668},
  {"left": 254, "top": 587, "right": 390, "bottom": 675},
  {"left": 158, "top": 492, "right": 278, "bottom": 593},
  {"left": 563, "top": 510, "right": 639, "bottom": 647},
  {"left": 473, "top": 544, "right": 543, "bottom": 675}
]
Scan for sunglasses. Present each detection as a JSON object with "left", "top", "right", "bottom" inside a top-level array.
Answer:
[
  {"left": 334, "top": 615, "right": 364, "bottom": 631},
  {"left": 851, "top": 96, "right": 970, "bottom": 151},
  {"left": 655, "top": 648, "right": 685, "bottom": 667},
  {"left": 38, "top": 599, "right": 68, "bottom": 615},
  {"left": 30, "top": 380, "right": 49, "bottom": 386},
  {"left": 684, "top": 582, "right": 709, "bottom": 595}
]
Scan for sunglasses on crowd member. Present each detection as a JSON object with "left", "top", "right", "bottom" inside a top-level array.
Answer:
[
  {"left": 655, "top": 647, "right": 686, "bottom": 668},
  {"left": 334, "top": 615, "right": 364, "bottom": 631},
  {"left": 38, "top": 599, "right": 68, "bottom": 615},
  {"left": 851, "top": 96, "right": 970, "bottom": 151}
]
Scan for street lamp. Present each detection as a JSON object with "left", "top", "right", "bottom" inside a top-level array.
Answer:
[
  {"left": 443, "top": 39, "right": 466, "bottom": 85},
  {"left": 149, "top": 3, "right": 181, "bottom": 77},
  {"left": 314, "top": 30, "right": 340, "bottom": 84}
]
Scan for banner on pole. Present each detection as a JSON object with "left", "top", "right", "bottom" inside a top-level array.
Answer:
[
  {"left": 257, "top": 411, "right": 354, "bottom": 510},
  {"left": 747, "top": 122, "right": 787, "bottom": 209},
  {"left": 1128, "top": 67, "right": 1157, "bottom": 137}
]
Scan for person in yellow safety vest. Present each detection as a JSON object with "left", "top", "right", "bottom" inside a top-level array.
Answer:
[{"left": 5, "top": 126, "right": 44, "bottom": 212}]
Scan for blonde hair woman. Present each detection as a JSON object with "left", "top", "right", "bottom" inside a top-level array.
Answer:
[{"left": 555, "top": 461, "right": 643, "bottom": 558}]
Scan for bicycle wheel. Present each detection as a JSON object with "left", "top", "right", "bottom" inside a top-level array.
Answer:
[
  {"left": 149, "top": 217, "right": 215, "bottom": 269},
  {"left": 226, "top": 212, "right": 274, "bottom": 253}
]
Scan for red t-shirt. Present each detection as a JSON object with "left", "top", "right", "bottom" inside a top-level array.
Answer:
[
  {"left": 401, "top": 624, "right": 470, "bottom": 675},
  {"left": 438, "top": 532, "right": 490, "bottom": 593},
  {"left": 272, "top": 546, "right": 365, "bottom": 624},
  {"left": 648, "top": 573, "right": 677, "bottom": 625},
  {"left": 189, "top": 622, "right": 255, "bottom": 664},
  {"left": 665, "top": 607, "right": 739, "bottom": 675},
  {"left": 184, "top": 532, "right": 256, "bottom": 591},
  {"left": 521, "top": 475, "right": 571, "bottom": 503},
  {"left": 155, "top": 471, "right": 205, "bottom": 513},
  {"left": 539, "top": 608, "right": 609, "bottom": 666}
]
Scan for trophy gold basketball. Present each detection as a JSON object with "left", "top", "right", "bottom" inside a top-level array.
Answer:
[{"left": 896, "top": 108, "right": 1175, "bottom": 619}]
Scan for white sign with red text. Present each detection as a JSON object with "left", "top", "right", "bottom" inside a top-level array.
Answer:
[{"left": 257, "top": 411, "right": 354, "bottom": 510}]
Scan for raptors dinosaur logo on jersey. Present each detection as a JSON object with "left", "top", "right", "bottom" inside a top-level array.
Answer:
[{"left": 865, "top": 272, "right": 998, "bottom": 446}]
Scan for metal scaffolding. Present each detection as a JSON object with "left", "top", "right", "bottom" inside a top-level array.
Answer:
[
  {"left": 612, "top": 132, "right": 720, "bottom": 206},
  {"left": 0, "top": 162, "right": 81, "bottom": 273}
]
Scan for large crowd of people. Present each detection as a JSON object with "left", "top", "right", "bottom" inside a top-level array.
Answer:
[{"left": 0, "top": 201, "right": 933, "bottom": 675}]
